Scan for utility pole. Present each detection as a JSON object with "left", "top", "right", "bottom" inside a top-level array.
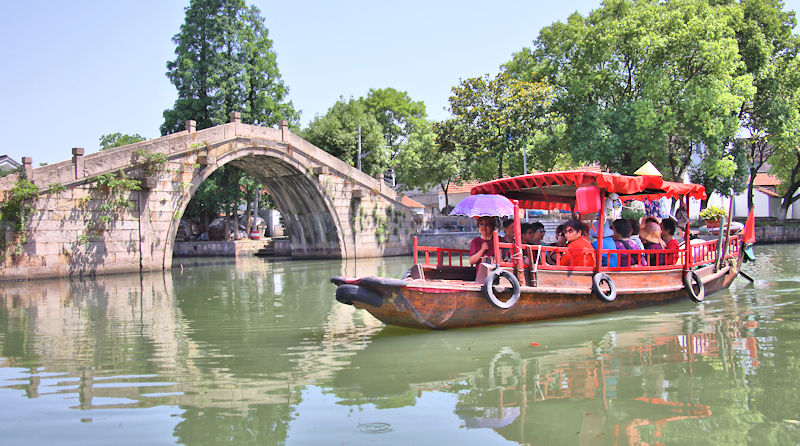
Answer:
[{"left": 523, "top": 145, "right": 528, "bottom": 175}]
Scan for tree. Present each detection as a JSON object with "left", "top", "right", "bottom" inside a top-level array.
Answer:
[
  {"left": 504, "top": 0, "right": 754, "bottom": 184},
  {"left": 728, "top": 0, "right": 800, "bottom": 212},
  {"left": 161, "top": 0, "right": 298, "bottom": 134},
  {"left": 99, "top": 133, "right": 145, "bottom": 150},
  {"left": 363, "top": 88, "right": 427, "bottom": 161},
  {"left": 394, "top": 120, "right": 465, "bottom": 212},
  {"left": 771, "top": 143, "right": 800, "bottom": 219},
  {"left": 301, "top": 98, "right": 388, "bottom": 176},
  {"left": 437, "top": 73, "right": 556, "bottom": 180}
]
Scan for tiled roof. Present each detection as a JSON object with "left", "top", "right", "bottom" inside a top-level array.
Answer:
[
  {"left": 440, "top": 181, "right": 483, "bottom": 195},
  {"left": 753, "top": 173, "right": 780, "bottom": 187},
  {"left": 400, "top": 195, "right": 424, "bottom": 208}
]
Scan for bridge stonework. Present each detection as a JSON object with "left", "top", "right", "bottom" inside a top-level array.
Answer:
[{"left": 0, "top": 121, "right": 417, "bottom": 280}]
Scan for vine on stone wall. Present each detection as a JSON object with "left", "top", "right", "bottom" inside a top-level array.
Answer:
[
  {"left": 132, "top": 149, "right": 169, "bottom": 176},
  {"left": 90, "top": 171, "right": 141, "bottom": 235}
]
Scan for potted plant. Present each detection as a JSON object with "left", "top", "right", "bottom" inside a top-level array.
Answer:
[{"left": 699, "top": 206, "right": 727, "bottom": 228}]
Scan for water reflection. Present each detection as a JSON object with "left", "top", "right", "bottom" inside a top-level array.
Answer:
[{"left": 0, "top": 247, "right": 799, "bottom": 444}]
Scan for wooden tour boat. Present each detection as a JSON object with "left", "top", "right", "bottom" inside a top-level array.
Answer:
[{"left": 331, "top": 170, "right": 748, "bottom": 330}]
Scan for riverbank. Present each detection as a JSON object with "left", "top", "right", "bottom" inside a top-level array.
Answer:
[{"left": 173, "top": 237, "right": 291, "bottom": 257}]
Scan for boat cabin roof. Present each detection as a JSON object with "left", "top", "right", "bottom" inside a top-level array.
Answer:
[{"left": 471, "top": 170, "right": 706, "bottom": 210}]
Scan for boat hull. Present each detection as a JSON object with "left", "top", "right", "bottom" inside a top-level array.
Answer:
[{"left": 332, "top": 261, "right": 739, "bottom": 330}]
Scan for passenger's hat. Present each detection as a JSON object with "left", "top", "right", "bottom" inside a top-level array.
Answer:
[
  {"left": 590, "top": 221, "right": 614, "bottom": 238},
  {"left": 639, "top": 220, "right": 664, "bottom": 245}
]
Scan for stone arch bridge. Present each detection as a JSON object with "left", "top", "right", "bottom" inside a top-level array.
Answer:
[{"left": 0, "top": 118, "right": 417, "bottom": 280}]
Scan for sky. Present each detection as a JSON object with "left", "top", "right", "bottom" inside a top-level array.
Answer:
[{"left": 3, "top": 0, "right": 800, "bottom": 166}]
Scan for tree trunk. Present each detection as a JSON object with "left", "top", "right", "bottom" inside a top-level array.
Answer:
[
  {"left": 245, "top": 197, "right": 252, "bottom": 239},
  {"left": 747, "top": 165, "right": 757, "bottom": 212},
  {"left": 778, "top": 151, "right": 800, "bottom": 221},
  {"left": 253, "top": 189, "right": 260, "bottom": 237},
  {"left": 224, "top": 205, "right": 231, "bottom": 240},
  {"left": 232, "top": 205, "right": 240, "bottom": 240},
  {"left": 441, "top": 181, "right": 450, "bottom": 215}
]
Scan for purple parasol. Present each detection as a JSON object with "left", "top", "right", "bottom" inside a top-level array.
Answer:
[{"left": 449, "top": 194, "right": 515, "bottom": 217}]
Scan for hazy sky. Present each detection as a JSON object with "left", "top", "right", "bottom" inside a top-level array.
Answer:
[{"left": 2, "top": 0, "right": 799, "bottom": 166}]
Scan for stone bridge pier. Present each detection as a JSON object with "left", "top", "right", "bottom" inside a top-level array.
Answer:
[{"left": 0, "top": 117, "right": 418, "bottom": 280}]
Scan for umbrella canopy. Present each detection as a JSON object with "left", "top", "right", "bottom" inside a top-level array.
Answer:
[{"left": 449, "top": 194, "right": 515, "bottom": 217}]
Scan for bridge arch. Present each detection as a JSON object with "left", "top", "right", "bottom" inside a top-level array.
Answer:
[
  {"left": 0, "top": 121, "right": 416, "bottom": 280},
  {"left": 169, "top": 144, "right": 346, "bottom": 262}
]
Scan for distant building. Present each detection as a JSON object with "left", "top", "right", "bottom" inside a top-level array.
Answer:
[
  {"left": 400, "top": 195, "right": 425, "bottom": 216},
  {"left": 0, "top": 155, "right": 21, "bottom": 174}
]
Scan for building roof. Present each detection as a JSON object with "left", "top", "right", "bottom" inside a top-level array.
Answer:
[
  {"left": 400, "top": 195, "right": 424, "bottom": 208},
  {"left": 753, "top": 172, "right": 780, "bottom": 187},
  {"left": 0, "top": 155, "right": 21, "bottom": 171},
  {"left": 440, "top": 181, "right": 483, "bottom": 195},
  {"left": 756, "top": 187, "right": 781, "bottom": 198}
]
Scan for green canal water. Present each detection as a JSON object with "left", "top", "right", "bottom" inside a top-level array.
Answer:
[{"left": 1, "top": 244, "right": 800, "bottom": 445}]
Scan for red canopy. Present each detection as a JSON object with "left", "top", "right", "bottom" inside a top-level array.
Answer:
[{"left": 470, "top": 170, "right": 706, "bottom": 210}]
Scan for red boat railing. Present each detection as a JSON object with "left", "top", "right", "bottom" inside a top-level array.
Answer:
[
  {"left": 411, "top": 234, "right": 741, "bottom": 272},
  {"left": 412, "top": 236, "right": 470, "bottom": 266}
]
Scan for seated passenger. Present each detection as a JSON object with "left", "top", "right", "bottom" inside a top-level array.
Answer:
[
  {"left": 522, "top": 222, "right": 546, "bottom": 245},
  {"left": 628, "top": 217, "right": 645, "bottom": 250},
  {"left": 546, "top": 224, "right": 567, "bottom": 265},
  {"left": 611, "top": 218, "right": 644, "bottom": 267},
  {"left": 661, "top": 217, "right": 681, "bottom": 264},
  {"left": 469, "top": 216, "right": 496, "bottom": 266},
  {"left": 640, "top": 220, "right": 666, "bottom": 266},
  {"left": 590, "top": 221, "right": 619, "bottom": 267},
  {"left": 558, "top": 219, "right": 595, "bottom": 268}
]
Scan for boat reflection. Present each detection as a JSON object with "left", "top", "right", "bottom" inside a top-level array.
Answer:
[{"left": 332, "top": 312, "right": 760, "bottom": 444}]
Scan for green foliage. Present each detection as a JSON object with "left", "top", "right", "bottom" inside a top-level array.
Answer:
[
  {"left": 0, "top": 166, "right": 22, "bottom": 179},
  {"left": 436, "top": 72, "right": 557, "bottom": 179},
  {"left": 363, "top": 87, "right": 427, "bottom": 161},
  {"left": 132, "top": 149, "right": 169, "bottom": 176},
  {"left": 0, "top": 178, "right": 40, "bottom": 232},
  {"left": 161, "top": 0, "right": 298, "bottom": 134},
  {"left": 690, "top": 150, "right": 749, "bottom": 197},
  {"left": 93, "top": 172, "right": 141, "bottom": 230},
  {"left": 99, "top": 132, "right": 146, "bottom": 150},
  {"left": 47, "top": 183, "right": 66, "bottom": 194},
  {"left": 302, "top": 97, "right": 388, "bottom": 176},
  {"left": 395, "top": 119, "right": 465, "bottom": 211},
  {"left": 700, "top": 205, "right": 727, "bottom": 221},
  {"left": 504, "top": 0, "right": 754, "bottom": 181},
  {"left": 620, "top": 206, "right": 644, "bottom": 221},
  {"left": 182, "top": 165, "right": 265, "bottom": 233}
]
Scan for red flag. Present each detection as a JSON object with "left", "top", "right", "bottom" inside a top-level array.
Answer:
[{"left": 743, "top": 209, "right": 756, "bottom": 244}]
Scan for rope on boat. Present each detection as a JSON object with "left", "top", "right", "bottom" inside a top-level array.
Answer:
[{"left": 533, "top": 245, "right": 542, "bottom": 274}]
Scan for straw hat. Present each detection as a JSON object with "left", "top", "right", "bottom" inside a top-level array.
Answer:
[
  {"left": 639, "top": 220, "right": 664, "bottom": 245},
  {"left": 633, "top": 161, "right": 663, "bottom": 177}
]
